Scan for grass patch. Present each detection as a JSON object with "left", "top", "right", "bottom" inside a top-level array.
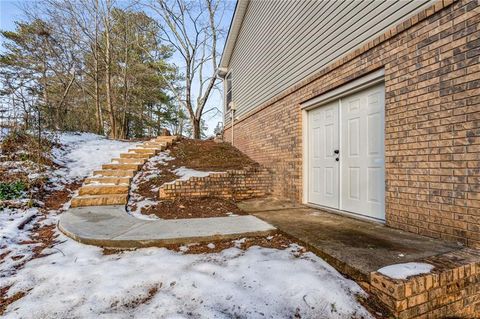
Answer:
[{"left": 0, "top": 181, "right": 26, "bottom": 200}]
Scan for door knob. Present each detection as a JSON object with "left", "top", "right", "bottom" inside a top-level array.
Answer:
[{"left": 334, "top": 149, "right": 339, "bottom": 154}]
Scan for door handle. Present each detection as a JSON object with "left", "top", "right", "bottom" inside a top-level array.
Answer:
[
  {"left": 334, "top": 149, "right": 339, "bottom": 162},
  {"left": 334, "top": 150, "right": 339, "bottom": 154}
]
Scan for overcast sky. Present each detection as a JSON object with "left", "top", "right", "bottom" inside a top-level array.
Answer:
[{"left": 0, "top": 0, "right": 235, "bottom": 137}]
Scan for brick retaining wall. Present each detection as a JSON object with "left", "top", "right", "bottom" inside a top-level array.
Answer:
[
  {"left": 367, "top": 248, "right": 480, "bottom": 318},
  {"left": 158, "top": 167, "right": 272, "bottom": 200}
]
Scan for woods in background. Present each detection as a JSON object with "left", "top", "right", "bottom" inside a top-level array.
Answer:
[{"left": 0, "top": 0, "right": 226, "bottom": 140}]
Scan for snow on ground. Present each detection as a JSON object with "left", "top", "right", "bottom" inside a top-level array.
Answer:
[
  {"left": 1, "top": 132, "right": 373, "bottom": 318},
  {"left": 127, "top": 152, "right": 174, "bottom": 219},
  {"left": 0, "top": 208, "right": 41, "bottom": 278},
  {"left": 378, "top": 262, "right": 434, "bottom": 280},
  {"left": 51, "top": 132, "right": 136, "bottom": 183},
  {"left": 0, "top": 127, "right": 10, "bottom": 140},
  {"left": 172, "top": 166, "right": 218, "bottom": 182},
  {"left": 1, "top": 234, "right": 371, "bottom": 319},
  {"left": 1, "top": 132, "right": 136, "bottom": 280}
]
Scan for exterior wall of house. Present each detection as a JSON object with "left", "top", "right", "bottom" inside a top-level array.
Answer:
[
  {"left": 226, "top": 0, "right": 434, "bottom": 122},
  {"left": 224, "top": 0, "right": 480, "bottom": 248}
]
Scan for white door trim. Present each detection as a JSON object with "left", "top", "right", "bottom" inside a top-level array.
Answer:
[
  {"left": 301, "top": 69, "right": 385, "bottom": 111},
  {"left": 302, "top": 72, "right": 385, "bottom": 221}
]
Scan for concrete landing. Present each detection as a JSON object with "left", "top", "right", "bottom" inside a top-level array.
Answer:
[
  {"left": 239, "top": 198, "right": 461, "bottom": 281},
  {"left": 59, "top": 206, "right": 276, "bottom": 248}
]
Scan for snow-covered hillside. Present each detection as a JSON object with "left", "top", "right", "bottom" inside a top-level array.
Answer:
[{"left": 0, "top": 132, "right": 372, "bottom": 319}]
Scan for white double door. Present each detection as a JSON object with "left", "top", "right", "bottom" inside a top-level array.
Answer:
[{"left": 307, "top": 83, "right": 385, "bottom": 220}]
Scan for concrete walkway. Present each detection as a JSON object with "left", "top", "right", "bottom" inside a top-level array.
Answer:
[
  {"left": 59, "top": 206, "right": 276, "bottom": 248},
  {"left": 238, "top": 198, "right": 461, "bottom": 282},
  {"left": 59, "top": 136, "right": 276, "bottom": 248}
]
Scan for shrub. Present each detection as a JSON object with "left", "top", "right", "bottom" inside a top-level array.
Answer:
[
  {"left": 0, "top": 181, "right": 26, "bottom": 200},
  {"left": 0, "top": 130, "right": 56, "bottom": 166}
]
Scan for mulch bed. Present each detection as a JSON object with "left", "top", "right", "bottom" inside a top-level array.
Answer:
[
  {"left": 130, "top": 138, "right": 260, "bottom": 219},
  {"left": 142, "top": 197, "right": 247, "bottom": 219},
  {"left": 103, "top": 233, "right": 299, "bottom": 255},
  {"left": 134, "top": 168, "right": 179, "bottom": 200},
  {"left": 171, "top": 233, "right": 299, "bottom": 254},
  {"left": 42, "top": 181, "right": 82, "bottom": 210},
  {"left": 169, "top": 138, "right": 259, "bottom": 171}
]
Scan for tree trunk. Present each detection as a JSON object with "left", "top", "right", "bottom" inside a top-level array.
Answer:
[
  {"left": 120, "top": 19, "right": 129, "bottom": 140},
  {"left": 105, "top": 0, "right": 115, "bottom": 139},
  {"left": 193, "top": 117, "right": 201, "bottom": 139},
  {"left": 94, "top": 0, "right": 103, "bottom": 135}
]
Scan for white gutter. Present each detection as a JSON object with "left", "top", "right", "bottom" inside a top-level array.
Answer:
[{"left": 218, "top": 0, "right": 250, "bottom": 74}]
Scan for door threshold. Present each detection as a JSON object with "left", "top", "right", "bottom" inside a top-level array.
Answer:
[{"left": 304, "top": 202, "right": 386, "bottom": 224}]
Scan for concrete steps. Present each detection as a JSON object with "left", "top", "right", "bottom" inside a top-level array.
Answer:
[
  {"left": 84, "top": 176, "right": 131, "bottom": 185},
  {"left": 70, "top": 135, "right": 179, "bottom": 208},
  {"left": 71, "top": 194, "right": 128, "bottom": 207}
]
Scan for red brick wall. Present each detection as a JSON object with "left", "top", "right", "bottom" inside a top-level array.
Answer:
[
  {"left": 158, "top": 168, "right": 272, "bottom": 200},
  {"left": 224, "top": 0, "right": 480, "bottom": 247}
]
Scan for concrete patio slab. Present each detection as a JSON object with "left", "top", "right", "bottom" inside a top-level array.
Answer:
[
  {"left": 240, "top": 198, "right": 461, "bottom": 282},
  {"left": 59, "top": 205, "right": 276, "bottom": 248},
  {"left": 237, "top": 197, "right": 304, "bottom": 212}
]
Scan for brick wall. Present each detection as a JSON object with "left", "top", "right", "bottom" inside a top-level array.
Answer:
[
  {"left": 158, "top": 167, "right": 272, "bottom": 200},
  {"left": 367, "top": 248, "right": 480, "bottom": 318},
  {"left": 224, "top": 0, "right": 480, "bottom": 248}
]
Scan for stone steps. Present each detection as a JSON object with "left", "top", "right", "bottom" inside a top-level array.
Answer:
[
  {"left": 93, "top": 169, "right": 137, "bottom": 177},
  {"left": 84, "top": 176, "right": 131, "bottom": 185},
  {"left": 128, "top": 148, "right": 158, "bottom": 155},
  {"left": 111, "top": 158, "right": 146, "bottom": 165},
  {"left": 71, "top": 194, "right": 128, "bottom": 207},
  {"left": 156, "top": 136, "right": 177, "bottom": 142},
  {"left": 71, "top": 135, "right": 179, "bottom": 208},
  {"left": 102, "top": 163, "right": 142, "bottom": 171},
  {"left": 78, "top": 185, "right": 129, "bottom": 196},
  {"left": 144, "top": 140, "right": 167, "bottom": 145},
  {"left": 136, "top": 144, "right": 166, "bottom": 150},
  {"left": 120, "top": 152, "right": 150, "bottom": 159}
]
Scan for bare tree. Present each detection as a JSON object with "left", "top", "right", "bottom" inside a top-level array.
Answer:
[
  {"left": 39, "top": 0, "right": 107, "bottom": 134},
  {"left": 148, "top": 0, "right": 226, "bottom": 139}
]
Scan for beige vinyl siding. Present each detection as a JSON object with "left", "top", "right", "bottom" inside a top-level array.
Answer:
[{"left": 227, "top": 0, "right": 433, "bottom": 122}]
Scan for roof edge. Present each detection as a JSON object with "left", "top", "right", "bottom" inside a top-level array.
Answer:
[{"left": 219, "top": 0, "right": 249, "bottom": 72}]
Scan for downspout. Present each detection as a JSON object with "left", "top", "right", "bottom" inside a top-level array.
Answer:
[
  {"left": 229, "top": 102, "right": 237, "bottom": 146},
  {"left": 231, "top": 107, "right": 235, "bottom": 146}
]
